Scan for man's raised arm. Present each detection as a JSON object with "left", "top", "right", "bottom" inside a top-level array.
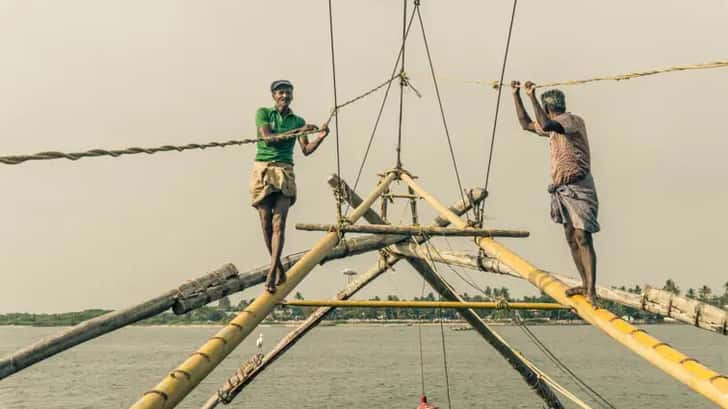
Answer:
[
  {"left": 512, "top": 81, "right": 538, "bottom": 134},
  {"left": 299, "top": 123, "right": 329, "bottom": 156}
]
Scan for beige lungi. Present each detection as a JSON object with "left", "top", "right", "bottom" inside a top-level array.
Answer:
[{"left": 249, "top": 161, "right": 297, "bottom": 207}]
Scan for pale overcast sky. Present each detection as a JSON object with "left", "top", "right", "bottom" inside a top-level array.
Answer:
[{"left": 1, "top": 0, "right": 727, "bottom": 313}]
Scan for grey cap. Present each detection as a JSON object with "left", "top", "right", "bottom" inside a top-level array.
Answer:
[{"left": 270, "top": 80, "right": 293, "bottom": 92}]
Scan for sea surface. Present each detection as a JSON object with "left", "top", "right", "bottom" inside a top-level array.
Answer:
[{"left": 0, "top": 324, "right": 725, "bottom": 409}]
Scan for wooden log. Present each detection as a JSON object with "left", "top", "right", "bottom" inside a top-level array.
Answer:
[
  {"left": 389, "top": 245, "right": 728, "bottom": 336},
  {"left": 199, "top": 175, "right": 489, "bottom": 409},
  {"left": 295, "top": 223, "right": 529, "bottom": 238},
  {"left": 0, "top": 264, "right": 235, "bottom": 381},
  {"left": 0, "top": 232, "right": 413, "bottom": 382},
  {"left": 282, "top": 300, "right": 567, "bottom": 310},
  {"left": 173, "top": 232, "right": 421, "bottom": 314}
]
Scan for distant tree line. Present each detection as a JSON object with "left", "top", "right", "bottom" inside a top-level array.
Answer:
[{"left": 1, "top": 280, "right": 726, "bottom": 326}]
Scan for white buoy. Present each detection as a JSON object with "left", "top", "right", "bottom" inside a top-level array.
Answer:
[{"left": 256, "top": 333, "right": 263, "bottom": 351}]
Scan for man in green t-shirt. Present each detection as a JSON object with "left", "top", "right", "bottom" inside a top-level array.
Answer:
[{"left": 250, "top": 80, "right": 329, "bottom": 293}]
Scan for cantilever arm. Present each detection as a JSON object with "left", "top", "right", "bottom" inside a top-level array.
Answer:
[{"left": 399, "top": 172, "right": 728, "bottom": 409}]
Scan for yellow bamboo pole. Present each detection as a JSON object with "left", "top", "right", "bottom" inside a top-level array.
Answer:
[
  {"left": 283, "top": 300, "right": 567, "bottom": 310},
  {"left": 399, "top": 173, "right": 728, "bottom": 408},
  {"left": 129, "top": 173, "right": 397, "bottom": 409}
]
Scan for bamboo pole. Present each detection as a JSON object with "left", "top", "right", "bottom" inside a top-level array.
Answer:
[
  {"left": 129, "top": 173, "right": 396, "bottom": 409},
  {"left": 336, "top": 176, "right": 565, "bottom": 409},
  {"left": 0, "top": 232, "right": 413, "bottom": 381},
  {"left": 389, "top": 245, "right": 728, "bottom": 335},
  {"left": 295, "top": 223, "right": 529, "bottom": 238},
  {"left": 283, "top": 300, "right": 567, "bottom": 310},
  {"left": 200, "top": 255, "right": 400, "bottom": 409},
  {"left": 200, "top": 176, "right": 488, "bottom": 409},
  {"left": 172, "top": 232, "right": 426, "bottom": 313},
  {"left": 400, "top": 172, "right": 728, "bottom": 408}
]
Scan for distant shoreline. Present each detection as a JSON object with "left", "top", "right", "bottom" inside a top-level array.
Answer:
[{"left": 0, "top": 318, "right": 672, "bottom": 328}]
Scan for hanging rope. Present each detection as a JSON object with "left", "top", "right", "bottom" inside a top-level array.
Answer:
[
  {"left": 481, "top": 0, "right": 519, "bottom": 225},
  {"left": 348, "top": 5, "right": 418, "bottom": 202},
  {"left": 327, "top": 0, "right": 345, "bottom": 225},
  {"left": 417, "top": 278, "right": 427, "bottom": 397},
  {"left": 485, "top": 60, "right": 728, "bottom": 89},
  {"left": 511, "top": 311, "right": 619, "bottom": 409},
  {"left": 415, "top": 5, "right": 469, "bottom": 222},
  {"left": 395, "top": 0, "right": 408, "bottom": 169},
  {"left": 0, "top": 73, "right": 405, "bottom": 167},
  {"left": 418, "top": 238, "right": 454, "bottom": 409},
  {"left": 437, "top": 305, "right": 454, "bottom": 409}
]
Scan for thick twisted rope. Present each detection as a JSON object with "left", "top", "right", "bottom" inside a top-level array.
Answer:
[
  {"left": 486, "top": 60, "right": 728, "bottom": 89},
  {"left": 1, "top": 74, "right": 405, "bottom": 166}
]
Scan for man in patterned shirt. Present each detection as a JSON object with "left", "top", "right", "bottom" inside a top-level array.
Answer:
[
  {"left": 251, "top": 80, "right": 329, "bottom": 293},
  {"left": 511, "top": 80, "right": 600, "bottom": 303}
]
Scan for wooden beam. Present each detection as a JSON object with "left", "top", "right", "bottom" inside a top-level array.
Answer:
[
  {"left": 0, "top": 231, "right": 418, "bottom": 381},
  {"left": 389, "top": 245, "right": 728, "bottom": 335},
  {"left": 282, "top": 300, "right": 567, "bottom": 310},
  {"left": 295, "top": 223, "right": 529, "bottom": 238}
]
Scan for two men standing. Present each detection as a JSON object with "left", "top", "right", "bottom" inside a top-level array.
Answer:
[
  {"left": 250, "top": 80, "right": 329, "bottom": 294},
  {"left": 512, "top": 81, "right": 600, "bottom": 303}
]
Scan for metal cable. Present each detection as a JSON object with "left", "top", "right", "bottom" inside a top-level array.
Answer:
[
  {"left": 481, "top": 0, "right": 519, "bottom": 222},
  {"left": 416, "top": 6, "right": 468, "bottom": 219}
]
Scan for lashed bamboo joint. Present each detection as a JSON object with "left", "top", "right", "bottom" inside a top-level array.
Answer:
[
  {"left": 295, "top": 223, "right": 529, "bottom": 238},
  {"left": 282, "top": 300, "right": 568, "bottom": 310},
  {"left": 198, "top": 180, "right": 490, "bottom": 409}
]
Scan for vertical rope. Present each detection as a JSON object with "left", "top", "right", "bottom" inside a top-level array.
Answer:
[
  {"left": 416, "top": 5, "right": 468, "bottom": 219},
  {"left": 418, "top": 278, "right": 427, "bottom": 396},
  {"left": 438, "top": 306, "right": 453, "bottom": 409},
  {"left": 327, "top": 0, "right": 343, "bottom": 221},
  {"left": 395, "top": 0, "right": 408, "bottom": 169},
  {"left": 481, "top": 0, "right": 519, "bottom": 223},
  {"left": 348, "top": 7, "right": 418, "bottom": 214}
]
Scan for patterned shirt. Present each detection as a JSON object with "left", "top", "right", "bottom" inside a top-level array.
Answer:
[{"left": 547, "top": 112, "right": 591, "bottom": 185}]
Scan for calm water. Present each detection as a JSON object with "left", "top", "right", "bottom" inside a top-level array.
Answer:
[{"left": 0, "top": 324, "right": 725, "bottom": 409}]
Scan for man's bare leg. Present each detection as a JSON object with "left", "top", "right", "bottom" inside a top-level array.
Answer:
[
  {"left": 256, "top": 196, "right": 276, "bottom": 293},
  {"left": 270, "top": 194, "right": 292, "bottom": 287},
  {"left": 574, "top": 228, "right": 597, "bottom": 302},
  {"left": 564, "top": 224, "right": 588, "bottom": 297}
]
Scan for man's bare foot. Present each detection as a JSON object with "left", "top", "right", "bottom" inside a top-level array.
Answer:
[
  {"left": 275, "top": 267, "right": 287, "bottom": 286},
  {"left": 565, "top": 286, "right": 585, "bottom": 297},
  {"left": 585, "top": 291, "right": 597, "bottom": 305}
]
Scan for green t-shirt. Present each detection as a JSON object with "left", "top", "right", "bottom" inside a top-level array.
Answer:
[{"left": 254, "top": 107, "right": 305, "bottom": 164}]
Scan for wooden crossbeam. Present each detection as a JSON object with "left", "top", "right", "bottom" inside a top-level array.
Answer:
[
  {"left": 282, "top": 300, "right": 567, "bottom": 310},
  {"left": 295, "top": 223, "right": 529, "bottom": 238}
]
